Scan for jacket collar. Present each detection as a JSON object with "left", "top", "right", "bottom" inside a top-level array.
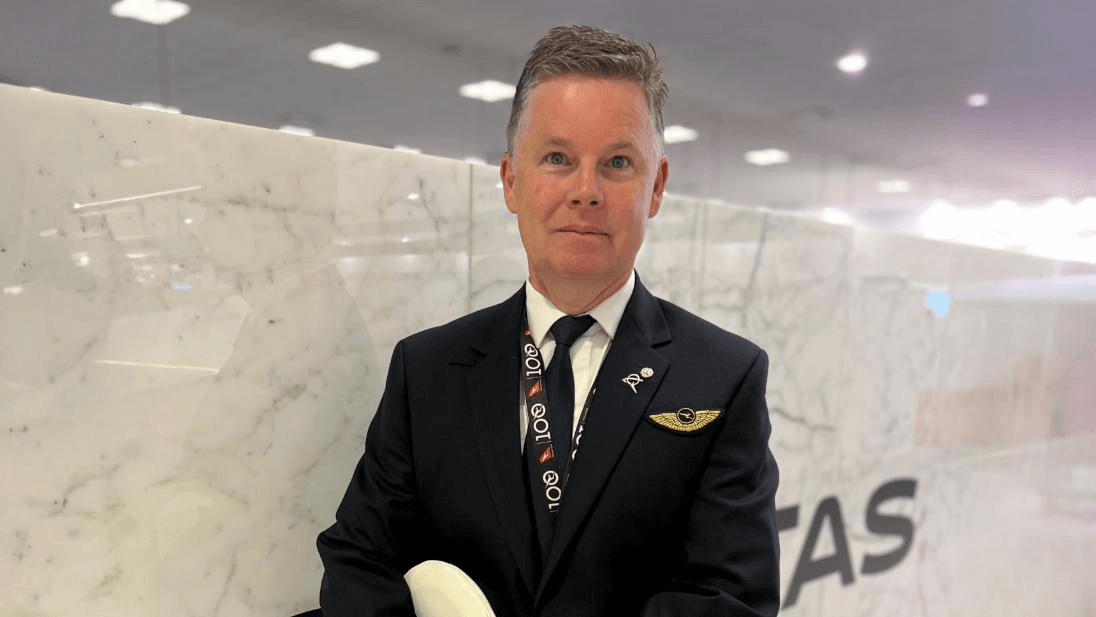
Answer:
[
  {"left": 536, "top": 277, "right": 671, "bottom": 601},
  {"left": 461, "top": 279, "right": 673, "bottom": 604},
  {"left": 463, "top": 288, "right": 538, "bottom": 598}
]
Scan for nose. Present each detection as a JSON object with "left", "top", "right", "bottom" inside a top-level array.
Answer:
[{"left": 568, "top": 163, "right": 603, "bottom": 207}]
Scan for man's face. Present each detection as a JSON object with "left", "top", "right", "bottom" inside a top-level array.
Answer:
[{"left": 500, "top": 76, "right": 669, "bottom": 295}]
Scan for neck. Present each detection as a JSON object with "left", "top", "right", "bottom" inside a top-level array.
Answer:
[{"left": 529, "top": 271, "right": 630, "bottom": 315}]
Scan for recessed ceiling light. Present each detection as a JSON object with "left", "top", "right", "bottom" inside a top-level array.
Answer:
[
  {"left": 820, "top": 208, "right": 855, "bottom": 226},
  {"left": 393, "top": 144, "right": 422, "bottom": 154},
  {"left": 279, "top": 124, "right": 315, "bottom": 136},
  {"left": 876, "top": 180, "right": 912, "bottom": 194},
  {"left": 72, "top": 252, "right": 91, "bottom": 267},
  {"left": 133, "top": 102, "right": 180, "bottom": 113},
  {"left": 407, "top": 193, "right": 420, "bottom": 201},
  {"left": 309, "top": 43, "right": 380, "bottom": 70},
  {"left": 459, "top": 80, "right": 516, "bottom": 103},
  {"left": 744, "top": 148, "right": 790, "bottom": 166},
  {"left": 110, "top": 0, "right": 190, "bottom": 25},
  {"left": 836, "top": 51, "right": 869, "bottom": 74},
  {"left": 967, "top": 93, "right": 990, "bottom": 107},
  {"left": 663, "top": 125, "right": 699, "bottom": 144}
]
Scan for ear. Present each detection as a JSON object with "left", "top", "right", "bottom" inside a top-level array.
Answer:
[
  {"left": 500, "top": 152, "right": 518, "bottom": 214},
  {"left": 648, "top": 156, "right": 669, "bottom": 218}
]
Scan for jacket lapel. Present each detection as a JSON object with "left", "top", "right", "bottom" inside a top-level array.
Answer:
[
  {"left": 463, "top": 288, "right": 538, "bottom": 597},
  {"left": 538, "top": 280, "right": 672, "bottom": 598}
]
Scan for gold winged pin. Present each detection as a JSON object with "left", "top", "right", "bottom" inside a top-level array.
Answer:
[{"left": 646, "top": 408, "right": 722, "bottom": 433}]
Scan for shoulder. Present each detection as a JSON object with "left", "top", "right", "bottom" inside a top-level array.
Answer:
[
  {"left": 644, "top": 295, "right": 770, "bottom": 400},
  {"left": 398, "top": 292, "right": 521, "bottom": 358},
  {"left": 652, "top": 296, "right": 765, "bottom": 368}
]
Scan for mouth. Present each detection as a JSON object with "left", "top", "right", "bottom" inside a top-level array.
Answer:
[{"left": 558, "top": 226, "right": 607, "bottom": 236}]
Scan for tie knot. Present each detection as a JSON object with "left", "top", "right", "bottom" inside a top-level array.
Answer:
[{"left": 550, "top": 315, "right": 596, "bottom": 349}]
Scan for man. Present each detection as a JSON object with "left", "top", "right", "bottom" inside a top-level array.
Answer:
[{"left": 317, "top": 25, "right": 779, "bottom": 616}]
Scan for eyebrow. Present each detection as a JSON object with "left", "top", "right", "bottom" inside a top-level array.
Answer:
[
  {"left": 542, "top": 137, "right": 639, "bottom": 152},
  {"left": 605, "top": 141, "right": 639, "bottom": 152}
]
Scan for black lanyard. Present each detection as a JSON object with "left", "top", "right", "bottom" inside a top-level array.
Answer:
[{"left": 520, "top": 316, "right": 599, "bottom": 514}]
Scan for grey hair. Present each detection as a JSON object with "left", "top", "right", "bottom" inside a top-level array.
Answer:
[{"left": 505, "top": 25, "right": 668, "bottom": 155}]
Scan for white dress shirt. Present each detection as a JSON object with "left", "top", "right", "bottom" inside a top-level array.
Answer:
[{"left": 519, "top": 271, "right": 635, "bottom": 449}]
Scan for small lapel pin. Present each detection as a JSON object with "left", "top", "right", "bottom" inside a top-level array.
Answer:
[{"left": 622, "top": 367, "right": 654, "bottom": 394}]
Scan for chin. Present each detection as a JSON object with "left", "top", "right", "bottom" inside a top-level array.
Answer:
[
  {"left": 548, "top": 256, "right": 604, "bottom": 275},
  {"left": 550, "top": 264, "right": 622, "bottom": 286}
]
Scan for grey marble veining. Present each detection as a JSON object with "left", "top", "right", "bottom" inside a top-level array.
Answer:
[
  {"left": 633, "top": 192, "right": 706, "bottom": 311},
  {"left": 2, "top": 84, "right": 1095, "bottom": 617},
  {"left": 1, "top": 85, "right": 469, "bottom": 617},
  {"left": 469, "top": 162, "right": 526, "bottom": 311}
]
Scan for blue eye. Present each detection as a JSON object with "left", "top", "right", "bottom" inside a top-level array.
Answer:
[
  {"left": 609, "top": 156, "right": 630, "bottom": 169},
  {"left": 547, "top": 153, "right": 565, "bottom": 165}
]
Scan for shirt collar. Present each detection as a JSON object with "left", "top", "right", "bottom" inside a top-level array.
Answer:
[{"left": 525, "top": 271, "right": 635, "bottom": 346}]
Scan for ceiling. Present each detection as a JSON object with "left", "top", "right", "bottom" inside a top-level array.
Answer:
[{"left": 1, "top": 0, "right": 1094, "bottom": 257}]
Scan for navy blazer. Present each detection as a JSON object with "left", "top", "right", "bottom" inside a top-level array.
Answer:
[{"left": 317, "top": 279, "right": 780, "bottom": 616}]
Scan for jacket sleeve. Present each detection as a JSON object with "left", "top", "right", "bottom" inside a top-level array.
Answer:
[
  {"left": 641, "top": 349, "right": 781, "bottom": 617},
  {"left": 317, "top": 340, "right": 423, "bottom": 616}
]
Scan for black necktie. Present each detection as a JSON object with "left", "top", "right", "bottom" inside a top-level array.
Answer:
[{"left": 546, "top": 315, "right": 596, "bottom": 474}]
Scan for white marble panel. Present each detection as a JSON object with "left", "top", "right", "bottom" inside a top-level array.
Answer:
[
  {"left": 699, "top": 208, "right": 861, "bottom": 489},
  {"left": 773, "top": 225, "right": 1096, "bottom": 616},
  {"left": 634, "top": 192, "right": 705, "bottom": 311},
  {"left": 469, "top": 162, "right": 526, "bottom": 310},
  {"left": 0, "top": 84, "right": 469, "bottom": 617},
  {"left": 911, "top": 434, "right": 1096, "bottom": 616}
]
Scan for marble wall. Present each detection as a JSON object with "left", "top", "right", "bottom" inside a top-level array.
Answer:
[{"left": 2, "top": 84, "right": 1094, "bottom": 616}]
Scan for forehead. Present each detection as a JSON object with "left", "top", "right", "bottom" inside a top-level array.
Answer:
[{"left": 519, "top": 76, "right": 654, "bottom": 144}]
